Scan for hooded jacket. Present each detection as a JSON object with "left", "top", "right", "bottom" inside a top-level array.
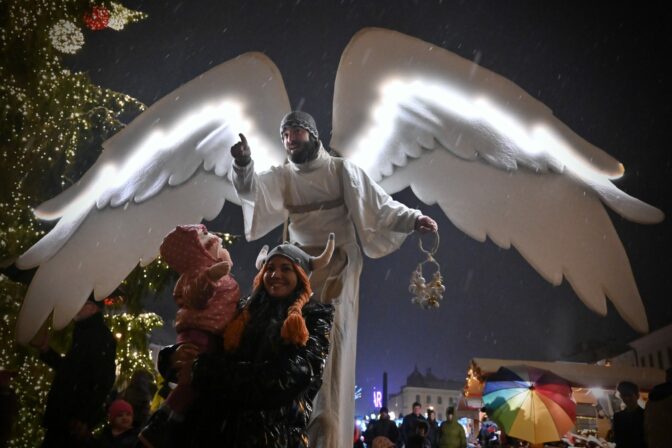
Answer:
[{"left": 438, "top": 418, "right": 467, "bottom": 448}]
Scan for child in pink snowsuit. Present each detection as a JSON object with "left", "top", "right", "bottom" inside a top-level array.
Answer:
[
  {"left": 152, "top": 224, "right": 238, "bottom": 419},
  {"left": 161, "top": 224, "right": 239, "bottom": 354}
]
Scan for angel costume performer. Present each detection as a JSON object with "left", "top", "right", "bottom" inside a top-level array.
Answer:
[{"left": 231, "top": 111, "right": 430, "bottom": 447}]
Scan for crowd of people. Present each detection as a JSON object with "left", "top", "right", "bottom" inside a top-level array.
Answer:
[
  {"left": 8, "top": 235, "right": 672, "bottom": 448},
  {"left": 360, "top": 402, "right": 467, "bottom": 448},
  {"left": 357, "top": 375, "right": 672, "bottom": 448}
]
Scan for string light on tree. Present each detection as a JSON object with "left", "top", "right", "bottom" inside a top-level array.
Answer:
[
  {"left": 105, "top": 312, "right": 163, "bottom": 390},
  {"left": 0, "top": 276, "right": 50, "bottom": 448},
  {"left": 1, "top": 1, "right": 147, "bottom": 445},
  {"left": 1, "top": 0, "right": 146, "bottom": 265}
]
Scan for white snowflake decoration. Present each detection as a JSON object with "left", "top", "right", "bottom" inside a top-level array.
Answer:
[{"left": 49, "top": 19, "right": 84, "bottom": 54}]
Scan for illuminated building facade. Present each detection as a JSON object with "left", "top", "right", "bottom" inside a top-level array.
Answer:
[{"left": 387, "top": 366, "right": 464, "bottom": 421}]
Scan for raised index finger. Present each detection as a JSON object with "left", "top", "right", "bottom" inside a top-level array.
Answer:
[{"left": 239, "top": 133, "right": 248, "bottom": 146}]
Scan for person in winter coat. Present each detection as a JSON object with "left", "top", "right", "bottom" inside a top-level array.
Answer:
[
  {"left": 158, "top": 234, "right": 336, "bottom": 447},
  {"left": 426, "top": 408, "right": 440, "bottom": 448},
  {"left": 32, "top": 296, "right": 116, "bottom": 447},
  {"left": 363, "top": 407, "right": 399, "bottom": 445},
  {"left": 408, "top": 420, "right": 432, "bottom": 448},
  {"left": 644, "top": 368, "right": 672, "bottom": 448},
  {"left": 119, "top": 369, "right": 156, "bottom": 430},
  {"left": 95, "top": 399, "right": 139, "bottom": 448},
  {"left": 613, "top": 381, "right": 646, "bottom": 448},
  {"left": 139, "top": 224, "right": 239, "bottom": 446},
  {"left": 401, "top": 402, "right": 427, "bottom": 446},
  {"left": 438, "top": 407, "right": 466, "bottom": 448}
]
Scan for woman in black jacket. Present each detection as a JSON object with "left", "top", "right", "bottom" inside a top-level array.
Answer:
[{"left": 150, "top": 235, "right": 335, "bottom": 448}]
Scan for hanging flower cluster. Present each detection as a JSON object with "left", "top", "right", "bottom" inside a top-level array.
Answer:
[{"left": 48, "top": 19, "right": 85, "bottom": 54}]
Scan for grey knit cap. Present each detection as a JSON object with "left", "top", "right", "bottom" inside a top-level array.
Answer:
[{"left": 280, "top": 111, "right": 319, "bottom": 140}]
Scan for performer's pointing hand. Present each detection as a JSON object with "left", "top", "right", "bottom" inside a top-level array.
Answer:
[{"left": 231, "top": 133, "right": 251, "bottom": 166}]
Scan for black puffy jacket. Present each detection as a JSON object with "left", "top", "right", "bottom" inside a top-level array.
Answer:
[{"left": 162, "top": 292, "right": 334, "bottom": 447}]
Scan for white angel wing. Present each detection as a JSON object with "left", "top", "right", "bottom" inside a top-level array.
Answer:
[
  {"left": 331, "top": 28, "right": 664, "bottom": 333},
  {"left": 15, "top": 52, "right": 290, "bottom": 344}
]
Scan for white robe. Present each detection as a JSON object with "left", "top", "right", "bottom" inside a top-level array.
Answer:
[{"left": 232, "top": 146, "right": 419, "bottom": 447}]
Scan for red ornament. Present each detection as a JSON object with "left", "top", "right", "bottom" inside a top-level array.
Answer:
[
  {"left": 83, "top": 5, "right": 110, "bottom": 31},
  {"left": 103, "top": 295, "right": 126, "bottom": 307}
]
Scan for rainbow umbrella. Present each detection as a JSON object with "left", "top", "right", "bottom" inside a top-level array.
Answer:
[{"left": 482, "top": 365, "right": 576, "bottom": 444}]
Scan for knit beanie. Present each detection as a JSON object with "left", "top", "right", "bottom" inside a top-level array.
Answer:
[
  {"left": 280, "top": 111, "right": 319, "bottom": 140},
  {"left": 108, "top": 399, "right": 133, "bottom": 421}
]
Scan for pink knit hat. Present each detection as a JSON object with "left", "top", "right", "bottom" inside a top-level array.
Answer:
[
  {"left": 160, "top": 224, "right": 219, "bottom": 274},
  {"left": 108, "top": 399, "right": 133, "bottom": 421}
]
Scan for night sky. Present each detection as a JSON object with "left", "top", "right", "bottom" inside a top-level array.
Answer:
[{"left": 66, "top": 1, "right": 671, "bottom": 415}]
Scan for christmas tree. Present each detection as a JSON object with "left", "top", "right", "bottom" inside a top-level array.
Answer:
[{"left": 0, "top": 2, "right": 171, "bottom": 446}]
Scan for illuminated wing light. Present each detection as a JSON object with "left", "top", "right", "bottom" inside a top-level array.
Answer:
[
  {"left": 19, "top": 98, "right": 259, "bottom": 269},
  {"left": 530, "top": 125, "right": 622, "bottom": 183},
  {"left": 351, "top": 77, "right": 622, "bottom": 190},
  {"left": 34, "top": 99, "right": 251, "bottom": 223}
]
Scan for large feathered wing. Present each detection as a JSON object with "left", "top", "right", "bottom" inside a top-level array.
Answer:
[
  {"left": 331, "top": 28, "right": 664, "bottom": 333},
  {"left": 15, "top": 52, "right": 290, "bottom": 344}
]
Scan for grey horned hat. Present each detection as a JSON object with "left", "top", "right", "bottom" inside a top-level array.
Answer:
[{"left": 255, "top": 233, "right": 335, "bottom": 274}]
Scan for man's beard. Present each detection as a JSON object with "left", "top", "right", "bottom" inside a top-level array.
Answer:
[{"left": 288, "top": 139, "right": 320, "bottom": 164}]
